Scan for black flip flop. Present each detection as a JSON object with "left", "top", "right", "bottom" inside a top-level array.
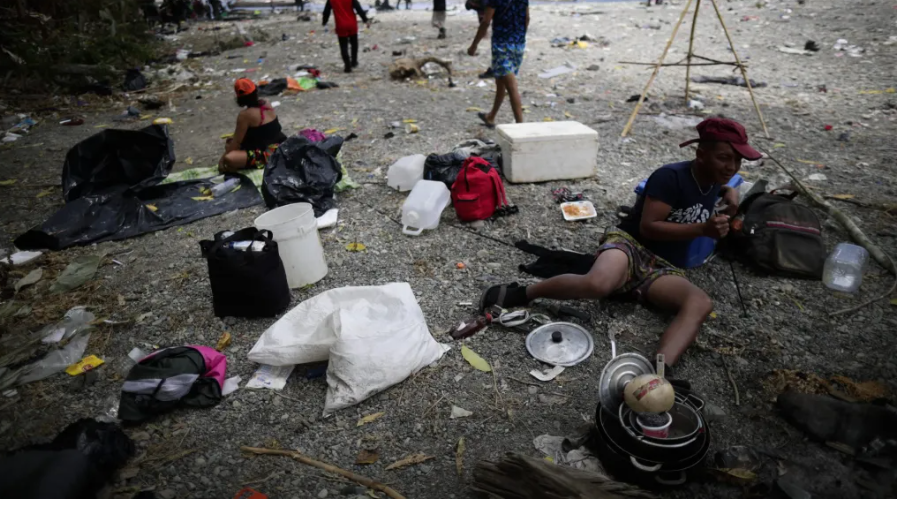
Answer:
[{"left": 477, "top": 112, "right": 496, "bottom": 129}]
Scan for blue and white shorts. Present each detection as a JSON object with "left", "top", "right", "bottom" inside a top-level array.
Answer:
[{"left": 491, "top": 43, "right": 525, "bottom": 77}]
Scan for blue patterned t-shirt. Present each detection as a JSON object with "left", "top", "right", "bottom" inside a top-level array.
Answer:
[{"left": 485, "top": 0, "right": 528, "bottom": 46}]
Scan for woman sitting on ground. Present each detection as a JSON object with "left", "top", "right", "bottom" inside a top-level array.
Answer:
[{"left": 219, "top": 78, "right": 287, "bottom": 172}]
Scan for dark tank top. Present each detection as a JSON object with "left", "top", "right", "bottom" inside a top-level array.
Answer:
[{"left": 240, "top": 104, "right": 287, "bottom": 151}]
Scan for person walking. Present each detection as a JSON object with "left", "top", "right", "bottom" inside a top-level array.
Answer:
[
  {"left": 468, "top": 0, "right": 529, "bottom": 127},
  {"left": 432, "top": 0, "right": 447, "bottom": 39},
  {"left": 465, "top": 0, "right": 494, "bottom": 78},
  {"left": 323, "top": 0, "right": 371, "bottom": 73}
]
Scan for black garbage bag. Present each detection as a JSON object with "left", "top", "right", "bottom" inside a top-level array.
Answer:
[
  {"left": 258, "top": 78, "right": 288, "bottom": 96},
  {"left": 424, "top": 152, "right": 467, "bottom": 188},
  {"left": 16, "top": 173, "right": 262, "bottom": 251},
  {"left": 122, "top": 68, "right": 148, "bottom": 91},
  {"left": 261, "top": 135, "right": 343, "bottom": 216},
  {"left": 62, "top": 124, "right": 174, "bottom": 203}
]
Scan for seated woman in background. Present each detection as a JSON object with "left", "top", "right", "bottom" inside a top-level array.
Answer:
[{"left": 219, "top": 78, "right": 287, "bottom": 172}]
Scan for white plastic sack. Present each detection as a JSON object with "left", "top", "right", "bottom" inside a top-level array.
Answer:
[{"left": 248, "top": 283, "right": 449, "bottom": 415}]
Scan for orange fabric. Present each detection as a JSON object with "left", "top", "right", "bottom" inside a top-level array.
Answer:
[
  {"left": 286, "top": 77, "right": 302, "bottom": 91},
  {"left": 234, "top": 78, "right": 256, "bottom": 97}
]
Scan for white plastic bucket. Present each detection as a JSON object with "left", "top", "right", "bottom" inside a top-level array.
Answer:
[{"left": 254, "top": 203, "right": 327, "bottom": 288}]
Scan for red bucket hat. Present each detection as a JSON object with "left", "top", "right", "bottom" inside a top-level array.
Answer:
[
  {"left": 680, "top": 118, "right": 762, "bottom": 161},
  {"left": 234, "top": 78, "right": 256, "bottom": 97}
]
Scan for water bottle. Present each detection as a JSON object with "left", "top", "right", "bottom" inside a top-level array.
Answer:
[
  {"left": 401, "top": 180, "right": 451, "bottom": 235},
  {"left": 387, "top": 154, "right": 426, "bottom": 191},
  {"left": 211, "top": 178, "right": 240, "bottom": 197},
  {"left": 823, "top": 243, "right": 868, "bottom": 293}
]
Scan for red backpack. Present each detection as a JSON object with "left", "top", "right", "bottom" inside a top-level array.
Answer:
[{"left": 451, "top": 156, "right": 510, "bottom": 222}]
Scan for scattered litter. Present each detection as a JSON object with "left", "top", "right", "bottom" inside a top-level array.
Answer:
[
  {"left": 316, "top": 208, "right": 339, "bottom": 229},
  {"left": 691, "top": 75, "right": 767, "bottom": 88},
  {"left": 152, "top": 117, "right": 173, "bottom": 125},
  {"left": 560, "top": 201, "right": 597, "bottom": 221},
  {"left": 245, "top": 364, "right": 295, "bottom": 390},
  {"left": 539, "top": 64, "right": 577, "bottom": 79},
  {"left": 357, "top": 411, "right": 385, "bottom": 427},
  {"left": 455, "top": 438, "right": 465, "bottom": 475},
  {"left": 461, "top": 345, "right": 491, "bottom": 372},
  {"left": 385, "top": 453, "right": 434, "bottom": 471},
  {"left": 450, "top": 405, "right": 473, "bottom": 419},
  {"left": 777, "top": 46, "right": 813, "bottom": 56},
  {"left": 529, "top": 365, "right": 565, "bottom": 382},
  {"left": 60, "top": 118, "right": 85, "bottom": 126},
  {"left": 345, "top": 242, "right": 367, "bottom": 252},
  {"left": 0, "top": 179, "right": 16, "bottom": 186},
  {"left": 807, "top": 173, "right": 827, "bottom": 181},
  {"left": 65, "top": 355, "right": 105, "bottom": 376},
  {"left": 651, "top": 114, "right": 703, "bottom": 130},
  {"left": 533, "top": 434, "right": 602, "bottom": 471},
  {"left": 222, "top": 375, "right": 242, "bottom": 396}
]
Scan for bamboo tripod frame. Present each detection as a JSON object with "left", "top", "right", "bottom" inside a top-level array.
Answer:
[{"left": 621, "top": 0, "right": 770, "bottom": 138}]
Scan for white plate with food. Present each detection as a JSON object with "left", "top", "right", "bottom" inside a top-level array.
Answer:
[{"left": 560, "top": 201, "right": 597, "bottom": 221}]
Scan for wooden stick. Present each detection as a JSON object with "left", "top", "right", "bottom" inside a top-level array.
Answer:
[
  {"left": 685, "top": 0, "right": 702, "bottom": 105},
  {"left": 240, "top": 446, "right": 406, "bottom": 499},
  {"left": 620, "top": 0, "right": 696, "bottom": 137},
  {"left": 708, "top": 0, "right": 769, "bottom": 138},
  {"left": 618, "top": 60, "right": 739, "bottom": 67},
  {"left": 823, "top": 195, "right": 897, "bottom": 212},
  {"left": 832, "top": 280, "right": 897, "bottom": 316},
  {"left": 719, "top": 353, "right": 740, "bottom": 406},
  {"left": 766, "top": 154, "right": 897, "bottom": 276}
]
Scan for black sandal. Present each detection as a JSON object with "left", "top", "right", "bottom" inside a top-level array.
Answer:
[{"left": 477, "top": 112, "right": 496, "bottom": 129}]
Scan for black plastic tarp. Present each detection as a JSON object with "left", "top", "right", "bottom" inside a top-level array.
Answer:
[
  {"left": 62, "top": 124, "right": 174, "bottom": 203},
  {"left": 261, "top": 135, "right": 343, "bottom": 216},
  {"left": 16, "top": 125, "right": 262, "bottom": 251}
]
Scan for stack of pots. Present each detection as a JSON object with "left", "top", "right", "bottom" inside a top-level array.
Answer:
[{"left": 594, "top": 347, "right": 710, "bottom": 488}]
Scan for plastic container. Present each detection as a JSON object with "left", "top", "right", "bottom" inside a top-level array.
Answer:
[
  {"left": 496, "top": 121, "right": 599, "bottom": 183},
  {"left": 211, "top": 178, "right": 240, "bottom": 197},
  {"left": 636, "top": 412, "right": 673, "bottom": 439},
  {"left": 254, "top": 203, "right": 327, "bottom": 288},
  {"left": 387, "top": 154, "right": 426, "bottom": 191},
  {"left": 823, "top": 243, "right": 868, "bottom": 293},
  {"left": 401, "top": 180, "right": 451, "bottom": 235}
]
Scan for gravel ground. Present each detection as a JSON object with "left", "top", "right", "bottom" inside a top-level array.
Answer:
[{"left": 0, "top": 0, "right": 896, "bottom": 499}]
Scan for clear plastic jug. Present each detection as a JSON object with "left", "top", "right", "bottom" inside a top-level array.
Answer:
[
  {"left": 401, "top": 180, "right": 451, "bottom": 236},
  {"left": 387, "top": 154, "right": 426, "bottom": 191},
  {"left": 823, "top": 243, "right": 868, "bottom": 293}
]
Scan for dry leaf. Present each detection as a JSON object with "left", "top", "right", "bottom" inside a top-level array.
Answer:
[
  {"left": 220, "top": 132, "right": 234, "bottom": 139},
  {"left": 191, "top": 196, "right": 213, "bottom": 201},
  {"left": 461, "top": 345, "right": 491, "bottom": 372},
  {"left": 709, "top": 311, "right": 718, "bottom": 319},
  {"left": 146, "top": 204, "right": 158, "bottom": 212},
  {"left": 36, "top": 188, "right": 53, "bottom": 198},
  {"left": 357, "top": 411, "right": 384, "bottom": 426},
  {"left": 365, "top": 490, "right": 381, "bottom": 499},
  {"left": 345, "top": 242, "right": 367, "bottom": 252},
  {"left": 15, "top": 268, "right": 42, "bottom": 293},
  {"left": 402, "top": 119, "right": 417, "bottom": 123},
  {"left": 831, "top": 375, "right": 889, "bottom": 401},
  {"left": 564, "top": 111, "right": 573, "bottom": 118},
  {"left": 355, "top": 449, "right": 379, "bottom": 465},
  {"left": 890, "top": 298, "right": 897, "bottom": 306},
  {"left": 830, "top": 194, "right": 855, "bottom": 200},
  {"left": 465, "top": 107, "right": 481, "bottom": 112},
  {"left": 264, "top": 438, "right": 281, "bottom": 450},
  {"left": 117, "top": 294, "right": 126, "bottom": 306},
  {"left": 716, "top": 467, "right": 757, "bottom": 481},
  {"left": 184, "top": 157, "right": 194, "bottom": 165},
  {"left": 385, "top": 453, "right": 434, "bottom": 470},
  {"left": 543, "top": 117, "right": 553, "bottom": 122},
  {"left": 216, "top": 332, "right": 232, "bottom": 351},
  {"left": 0, "top": 179, "right": 16, "bottom": 186},
  {"left": 455, "top": 437, "right": 465, "bottom": 476}
]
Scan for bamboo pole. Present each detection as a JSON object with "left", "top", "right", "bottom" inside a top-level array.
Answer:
[
  {"left": 766, "top": 154, "right": 896, "bottom": 276},
  {"left": 620, "top": 0, "right": 695, "bottom": 137},
  {"left": 708, "top": 0, "right": 770, "bottom": 138},
  {"left": 685, "top": 0, "right": 702, "bottom": 105},
  {"left": 240, "top": 446, "right": 406, "bottom": 499}
]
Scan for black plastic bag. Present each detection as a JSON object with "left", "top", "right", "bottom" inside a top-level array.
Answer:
[
  {"left": 122, "top": 69, "right": 148, "bottom": 91},
  {"left": 258, "top": 78, "right": 287, "bottom": 96},
  {"left": 199, "top": 228, "right": 290, "bottom": 318},
  {"left": 261, "top": 135, "right": 343, "bottom": 216},
  {"left": 62, "top": 124, "right": 174, "bottom": 203},
  {"left": 16, "top": 173, "right": 262, "bottom": 250},
  {"left": 424, "top": 152, "right": 467, "bottom": 188}
]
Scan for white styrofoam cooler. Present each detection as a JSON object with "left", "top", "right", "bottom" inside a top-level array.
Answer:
[{"left": 496, "top": 121, "right": 599, "bottom": 183}]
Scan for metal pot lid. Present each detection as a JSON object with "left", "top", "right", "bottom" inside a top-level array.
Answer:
[
  {"left": 525, "top": 322, "right": 594, "bottom": 367},
  {"left": 598, "top": 352, "right": 654, "bottom": 415}
]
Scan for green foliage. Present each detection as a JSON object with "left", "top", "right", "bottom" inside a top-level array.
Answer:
[{"left": 0, "top": 0, "right": 161, "bottom": 87}]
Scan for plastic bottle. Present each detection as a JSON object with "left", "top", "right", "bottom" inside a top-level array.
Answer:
[
  {"left": 401, "top": 180, "right": 451, "bottom": 235},
  {"left": 211, "top": 178, "right": 240, "bottom": 197},
  {"left": 387, "top": 154, "right": 426, "bottom": 191},
  {"left": 822, "top": 243, "right": 868, "bottom": 293}
]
